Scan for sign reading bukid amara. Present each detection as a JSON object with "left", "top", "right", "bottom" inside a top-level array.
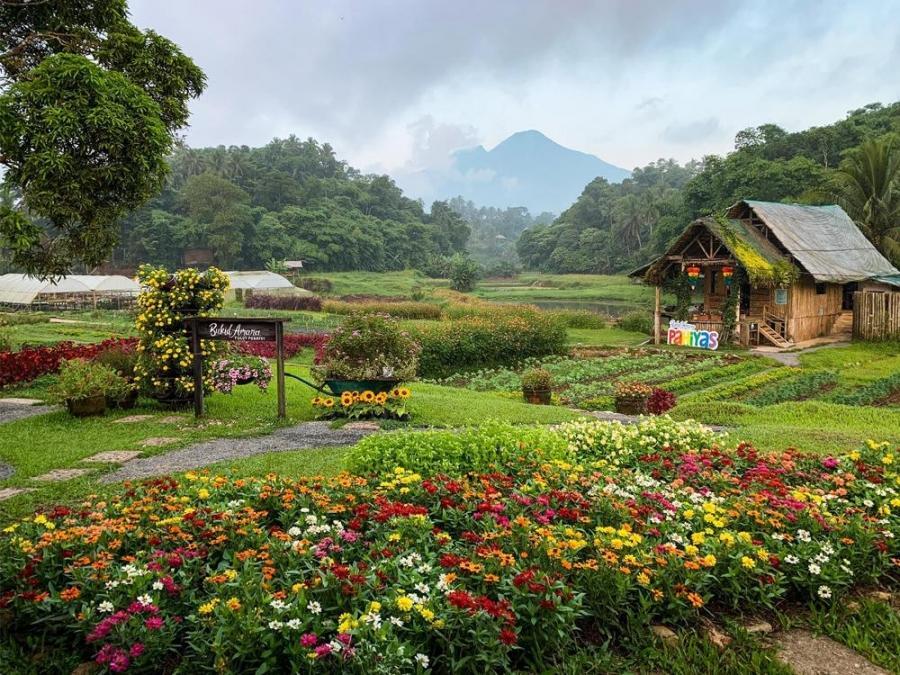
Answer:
[
  {"left": 195, "top": 320, "right": 276, "bottom": 342},
  {"left": 667, "top": 320, "right": 719, "bottom": 350}
]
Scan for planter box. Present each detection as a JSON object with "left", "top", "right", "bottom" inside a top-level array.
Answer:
[
  {"left": 615, "top": 395, "right": 648, "bottom": 415},
  {"left": 523, "top": 389, "right": 552, "bottom": 405},
  {"left": 324, "top": 379, "right": 399, "bottom": 395},
  {"left": 66, "top": 395, "right": 107, "bottom": 417}
]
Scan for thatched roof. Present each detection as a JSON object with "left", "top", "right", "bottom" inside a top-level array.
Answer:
[
  {"left": 632, "top": 200, "right": 899, "bottom": 286},
  {"left": 728, "top": 200, "right": 898, "bottom": 284}
]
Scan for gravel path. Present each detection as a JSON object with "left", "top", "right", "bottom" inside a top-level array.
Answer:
[
  {"left": 0, "top": 399, "right": 58, "bottom": 425},
  {"left": 102, "top": 421, "right": 376, "bottom": 483}
]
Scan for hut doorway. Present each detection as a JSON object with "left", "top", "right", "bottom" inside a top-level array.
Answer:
[{"left": 842, "top": 282, "right": 858, "bottom": 311}]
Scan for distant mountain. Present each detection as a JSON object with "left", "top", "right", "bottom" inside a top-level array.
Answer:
[{"left": 400, "top": 130, "right": 630, "bottom": 215}]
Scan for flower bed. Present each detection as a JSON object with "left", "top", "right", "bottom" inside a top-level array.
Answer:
[
  {"left": 210, "top": 356, "right": 272, "bottom": 394},
  {"left": 235, "top": 332, "right": 329, "bottom": 362},
  {"left": 1, "top": 429, "right": 896, "bottom": 672},
  {"left": 0, "top": 338, "right": 137, "bottom": 387},
  {"left": 312, "top": 387, "right": 411, "bottom": 420}
]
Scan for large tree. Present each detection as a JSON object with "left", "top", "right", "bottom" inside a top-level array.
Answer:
[
  {"left": 832, "top": 136, "right": 900, "bottom": 265},
  {"left": 0, "top": 0, "right": 205, "bottom": 277}
]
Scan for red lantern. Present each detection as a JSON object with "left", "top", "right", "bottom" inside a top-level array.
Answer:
[{"left": 722, "top": 265, "right": 734, "bottom": 286}]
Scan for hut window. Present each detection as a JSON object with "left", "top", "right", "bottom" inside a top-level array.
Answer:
[{"left": 815, "top": 282, "right": 826, "bottom": 295}]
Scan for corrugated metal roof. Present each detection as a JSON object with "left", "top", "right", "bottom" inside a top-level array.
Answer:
[{"left": 732, "top": 200, "right": 899, "bottom": 284}]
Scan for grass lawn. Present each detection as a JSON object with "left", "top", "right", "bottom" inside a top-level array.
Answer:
[
  {"left": 474, "top": 273, "right": 655, "bottom": 303},
  {"left": 300, "top": 269, "right": 449, "bottom": 296},
  {"left": 567, "top": 326, "right": 649, "bottom": 346}
]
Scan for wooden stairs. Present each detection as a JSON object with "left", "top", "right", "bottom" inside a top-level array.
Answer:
[
  {"left": 831, "top": 310, "right": 853, "bottom": 337},
  {"left": 758, "top": 323, "right": 792, "bottom": 348}
]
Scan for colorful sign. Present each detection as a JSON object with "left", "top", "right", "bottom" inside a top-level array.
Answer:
[{"left": 667, "top": 320, "right": 719, "bottom": 350}]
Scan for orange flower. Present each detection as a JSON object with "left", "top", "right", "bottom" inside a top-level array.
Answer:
[
  {"left": 686, "top": 592, "right": 704, "bottom": 608},
  {"left": 60, "top": 587, "right": 81, "bottom": 602}
]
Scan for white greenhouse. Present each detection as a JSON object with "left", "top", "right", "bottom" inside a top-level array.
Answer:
[
  {"left": 224, "top": 271, "right": 309, "bottom": 300},
  {"left": 0, "top": 274, "right": 139, "bottom": 309}
]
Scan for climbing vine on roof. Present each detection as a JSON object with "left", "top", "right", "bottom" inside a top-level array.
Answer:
[{"left": 713, "top": 215, "right": 799, "bottom": 287}]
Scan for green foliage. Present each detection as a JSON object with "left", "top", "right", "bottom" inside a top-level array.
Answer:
[
  {"left": 617, "top": 309, "right": 653, "bottom": 335},
  {"left": 344, "top": 421, "right": 568, "bottom": 475},
  {"left": 448, "top": 252, "right": 480, "bottom": 292},
  {"left": 745, "top": 370, "right": 838, "bottom": 406},
  {"left": 413, "top": 311, "right": 567, "bottom": 378},
  {"left": 0, "top": 2, "right": 205, "bottom": 276},
  {"left": 546, "top": 309, "right": 606, "bottom": 329},
  {"left": 48, "top": 359, "right": 126, "bottom": 404},
  {"left": 313, "top": 314, "right": 420, "bottom": 381},
  {"left": 682, "top": 367, "right": 796, "bottom": 404},
  {"left": 829, "top": 372, "right": 900, "bottom": 406}
]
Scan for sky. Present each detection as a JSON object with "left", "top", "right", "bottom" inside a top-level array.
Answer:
[{"left": 130, "top": 0, "right": 900, "bottom": 176}]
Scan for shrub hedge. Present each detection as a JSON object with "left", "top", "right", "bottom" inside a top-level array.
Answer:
[
  {"left": 829, "top": 372, "right": 900, "bottom": 406},
  {"left": 245, "top": 294, "right": 323, "bottom": 311},
  {"left": 413, "top": 312, "right": 567, "bottom": 378},
  {"left": 617, "top": 309, "right": 653, "bottom": 334},
  {"left": 322, "top": 299, "right": 442, "bottom": 320}
]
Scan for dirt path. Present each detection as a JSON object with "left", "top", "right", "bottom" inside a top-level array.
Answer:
[{"left": 101, "top": 421, "right": 377, "bottom": 483}]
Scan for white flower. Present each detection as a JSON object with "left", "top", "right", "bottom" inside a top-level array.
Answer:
[
  {"left": 270, "top": 599, "right": 287, "bottom": 611},
  {"left": 307, "top": 601, "right": 322, "bottom": 615},
  {"left": 415, "top": 583, "right": 430, "bottom": 596},
  {"left": 808, "top": 563, "right": 821, "bottom": 575},
  {"left": 797, "top": 529, "right": 811, "bottom": 542},
  {"left": 268, "top": 620, "right": 284, "bottom": 630},
  {"left": 390, "top": 616, "right": 405, "bottom": 627},
  {"left": 152, "top": 581, "right": 164, "bottom": 591},
  {"left": 785, "top": 555, "right": 800, "bottom": 564},
  {"left": 98, "top": 601, "right": 115, "bottom": 613},
  {"left": 415, "top": 653, "right": 430, "bottom": 668},
  {"left": 817, "top": 585, "right": 832, "bottom": 599},
  {"left": 105, "top": 580, "right": 120, "bottom": 590},
  {"left": 137, "top": 594, "right": 153, "bottom": 606},
  {"left": 227, "top": 499, "right": 244, "bottom": 508},
  {"left": 288, "top": 526, "right": 302, "bottom": 537}
]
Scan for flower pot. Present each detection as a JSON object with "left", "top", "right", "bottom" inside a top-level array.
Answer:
[
  {"left": 523, "top": 388, "right": 552, "bottom": 405},
  {"left": 615, "top": 395, "right": 648, "bottom": 415},
  {"left": 66, "top": 395, "right": 107, "bottom": 417},
  {"left": 108, "top": 389, "right": 139, "bottom": 410}
]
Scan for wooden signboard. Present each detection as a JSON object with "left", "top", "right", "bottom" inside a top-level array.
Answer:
[{"left": 185, "top": 317, "right": 289, "bottom": 419}]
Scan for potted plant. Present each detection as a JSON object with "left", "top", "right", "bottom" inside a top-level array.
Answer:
[
  {"left": 49, "top": 359, "right": 125, "bottom": 417},
  {"left": 614, "top": 381, "right": 653, "bottom": 415},
  {"left": 95, "top": 345, "right": 140, "bottom": 409},
  {"left": 210, "top": 355, "right": 272, "bottom": 394},
  {"left": 521, "top": 367, "right": 553, "bottom": 404},
  {"left": 312, "top": 314, "right": 420, "bottom": 391}
]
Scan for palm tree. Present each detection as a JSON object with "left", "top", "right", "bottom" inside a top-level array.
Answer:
[{"left": 832, "top": 136, "right": 900, "bottom": 264}]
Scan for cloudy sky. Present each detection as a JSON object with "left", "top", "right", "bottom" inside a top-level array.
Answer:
[{"left": 130, "top": 0, "right": 900, "bottom": 175}]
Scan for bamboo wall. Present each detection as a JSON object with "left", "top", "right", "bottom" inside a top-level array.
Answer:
[
  {"left": 853, "top": 290, "right": 900, "bottom": 340},
  {"left": 787, "top": 277, "right": 843, "bottom": 342}
]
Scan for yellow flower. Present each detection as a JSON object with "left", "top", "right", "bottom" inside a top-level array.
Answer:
[
  {"left": 740, "top": 556, "right": 756, "bottom": 569},
  {"left": 197, "top": 488, "right": 210, "bottom": 500},
  {"left": 396, "top": 596, "right": 414, "bottom": 612},
  {"left": 226, "top": 597, "right": 242, "bottom": 611},
  {"left": 691, "top": 532, "right": 705, "bottom": 545}
]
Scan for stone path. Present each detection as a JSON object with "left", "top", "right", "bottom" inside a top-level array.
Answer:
[
  {"left": 752, "top": 342, "right": 843, "bottom": 367},
  {"left": 775, "top": 629, "right": 890, "bottom": 675},
  {"left": 0, "top": 398, "right": 57, "bottom": 424},
  {"left": 0, "top": 462, "right": 13, "bottom": 481},
  {"left": 102, "top": 421, "right": 378, "bottom": 483}
]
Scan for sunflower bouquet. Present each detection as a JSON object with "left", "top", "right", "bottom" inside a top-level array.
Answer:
[{"left": 312, "top": 387, "right": 411, "bottom": 420}]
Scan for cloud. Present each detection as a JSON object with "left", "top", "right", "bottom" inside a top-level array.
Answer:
[
  {"left": 405, "top": 116, "right": 479, "bottom": 171},
  {"left": 662, "top": 118, "right": 722, "bottom": 144}
]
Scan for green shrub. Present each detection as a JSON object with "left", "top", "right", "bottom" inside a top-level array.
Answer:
[
  {"left": 745, "top": 370, "right": 838, "bottom": 406},
  {"left": 521, "top": 367, "right": 552, "bottom": 391},
  {"left": 322, "top": 299, "right": 442, "bottom": 320},
  {"left": 94, "top": 344, "right": 138, "bottom": 379},
  {"left": 295, "top": 276, "right": 333, "bottom": 293},
  {"left": 829, "top": 372, "right": 900, "bottom": 406},
  {"left": 449, "top": 253, "right": 480, "bottom": 292},
  {"left": 313, "top": 314, "right": 420, "bottom": 381},
  {"left": 48, "top": 359, "right": 128, "bottom": 404},
  {"left": 0, "top": 328, "right": 10, "bottom": 352},
  {"left": 617, "top": 309, "right": 652, "bottom": 334},
  {"left": 413, "top": 312, "right": 567, "bottom": 378},
  {"left": 0, "top": 312, "right": 47, "bottom": 327},
  {"left": 344, "top": 421, "right": 568, "bottom": 475}
]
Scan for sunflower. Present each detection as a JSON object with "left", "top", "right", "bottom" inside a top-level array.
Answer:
[
  {"left": 323, "top": 398, "right": 335, "bottom": 408},
  {"left": 398, "top": 387, "right": 411, "bottom": 399},
  {"left": 311, "top": 396, "right": 322, "bottom": 406},
  {"left": 375, "top": 392, "right": 388, "bottom": 405},
  {"left": 360, "top": 390, "right": 376, "bottom": 403},
  {"left": 340, "top": 392, "right": 354, "bottom": 407}
]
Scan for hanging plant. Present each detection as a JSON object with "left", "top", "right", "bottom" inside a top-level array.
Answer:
[
  {"left": 666, "top": 274, "right": 694, "bottom": 321},
  {"left": 133, "top": 265, "right": 230, "bottom": 403},
  {"left": 720, "top": 266, "right": 745, "bottom": 343}
]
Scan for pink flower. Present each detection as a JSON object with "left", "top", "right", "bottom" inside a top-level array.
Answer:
[
  {"left": 300, "top": 633, "right": 318, "bottom": 648},
  {"left": 314, "top": 644, "right": 332, "bottom": 659},
  {"left": 822, "top": 457, "right": 839, "bottom": 470},
  {"left": 129, "top": 643, "right": 145, "bottom": 658},
  {"left": 144, "top": 616, "right": 164, "bottom": 631}
]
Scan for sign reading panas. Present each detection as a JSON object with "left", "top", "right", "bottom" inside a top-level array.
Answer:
[
  {"left": 195, "top": 320, "right": 276, "bottom": 342},
  {"left": 667, "top": 319, "right": 719, "bottom": 350}
]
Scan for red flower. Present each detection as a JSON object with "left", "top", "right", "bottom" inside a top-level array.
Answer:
[{"left": 499, "top": 628, "right": 518, "bottom": 646}]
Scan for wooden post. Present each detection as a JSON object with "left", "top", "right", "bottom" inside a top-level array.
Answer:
[
  {"left": 653, "top": 285, "right": 661, "bottom": 345},
  {"left": 275, "top": 320, "right": 286, "bottom": 419},
  {"left": 190, "top": 319, "right": 204, "bottom": 418}
]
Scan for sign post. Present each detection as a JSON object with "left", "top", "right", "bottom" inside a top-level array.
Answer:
[{"left": 185, "top": 317, "right": 289, "bottom": 419}]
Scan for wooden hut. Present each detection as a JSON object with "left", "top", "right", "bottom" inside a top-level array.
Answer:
[{"left": 631, "top": 200, "right": 900, "bottom": 348}]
